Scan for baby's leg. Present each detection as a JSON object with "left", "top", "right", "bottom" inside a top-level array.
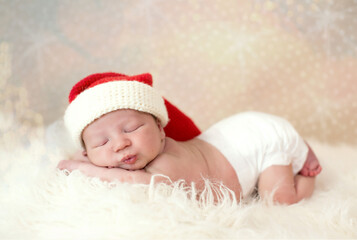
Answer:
[
  {"left": 258, "top": 164, "right": 315, "bottom": 205},
  {"left": 299, "top": 142, "right": 322, "bottom": 177}
]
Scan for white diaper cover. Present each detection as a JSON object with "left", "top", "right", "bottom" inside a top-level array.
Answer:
[{"left": 198, "top": 111, "right": 308, "bottom": 198}]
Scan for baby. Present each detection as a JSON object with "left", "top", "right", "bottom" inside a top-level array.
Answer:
[{"left": 58, "top": 72, "right": 322, "bottom": 204}]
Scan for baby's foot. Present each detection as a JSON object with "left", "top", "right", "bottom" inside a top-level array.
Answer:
[{"left": 299, "top": 144, "right": 322, "bottom": 177}]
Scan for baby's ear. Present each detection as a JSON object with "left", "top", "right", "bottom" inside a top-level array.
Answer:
[
  {"left": 155, "top": 118, "right": 163, "bottom": 129},
  {"left": 155, "top": 118, "right": 166, "bottom": 138},
  {"left": 71, "top": 149, "right": 89, "bottom": 162},
  {"left": 82, "top": 150, "right": 88, "bottom": 157}
]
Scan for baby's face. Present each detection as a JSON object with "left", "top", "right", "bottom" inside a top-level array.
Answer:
[{"left": 82, "top": 109, "right": 165, "bottom": 170}]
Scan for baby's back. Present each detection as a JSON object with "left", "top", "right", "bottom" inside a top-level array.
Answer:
[{"left": 145, "top": 137, "right": 242, "bottom": 197}]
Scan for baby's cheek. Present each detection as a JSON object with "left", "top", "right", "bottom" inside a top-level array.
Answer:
[{"left": 88, "top": 152, "right": 108, "bottom": 167}]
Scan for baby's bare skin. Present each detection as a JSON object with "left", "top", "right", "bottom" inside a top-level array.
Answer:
[
  {"left": 299, "top": 143, "right": 322, "bottom": 177},
  {"left": 145, "top": 138, "right": 242, "bottom": 198}
]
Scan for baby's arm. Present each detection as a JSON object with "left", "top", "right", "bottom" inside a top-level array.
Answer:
[{"left": 58, "top": 160, "right": 155, "bottom": 184}]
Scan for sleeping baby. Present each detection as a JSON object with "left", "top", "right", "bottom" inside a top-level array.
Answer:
[{"left": 58, "top": 72, "right": 322, "bottom": 204}]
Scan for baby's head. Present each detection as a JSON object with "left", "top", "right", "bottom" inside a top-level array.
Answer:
[
  {"left": 64, "top": 72, "right": 168, "bottom": 169},
  {"left": 81, "top": 109, "right": 165, "bottom": 170}
]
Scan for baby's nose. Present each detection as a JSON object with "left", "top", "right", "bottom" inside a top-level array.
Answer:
[{"left": 112, "top": 138, "right": 131, "bottom": 152}]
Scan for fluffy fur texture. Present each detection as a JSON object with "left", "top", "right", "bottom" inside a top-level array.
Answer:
[{"left": 1, "top": 120, "right": 356, "bottom": 239}]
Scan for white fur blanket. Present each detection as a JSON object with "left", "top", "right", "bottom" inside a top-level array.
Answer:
[{"left": 1, "top": 122, "right": 356, "bottom": 239}]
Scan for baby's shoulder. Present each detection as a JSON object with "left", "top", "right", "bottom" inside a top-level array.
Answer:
[
  {"left": 144, "top": 138, "right": 186, "bottom": 177},
  {"left": 144, "top": 153, "right": 180, "bottom": 181}
]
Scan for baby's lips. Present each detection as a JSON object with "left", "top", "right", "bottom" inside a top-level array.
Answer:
[{"left": 121, "top": 155, "right": 137, "bottom": 164}]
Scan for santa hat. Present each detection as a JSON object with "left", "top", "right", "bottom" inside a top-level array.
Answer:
[
  {"left": 64, "top": 72, "right": 201, "bottom": 148},
  {"left": 64, "top": 72, "right": 168, "bottom": 147}
]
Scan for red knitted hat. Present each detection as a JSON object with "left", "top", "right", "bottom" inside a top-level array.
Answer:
[{"left": 64, "top": 72, "right": 201, "bottom": 147}]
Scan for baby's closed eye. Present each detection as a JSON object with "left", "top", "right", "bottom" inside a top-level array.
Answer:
[
  {"left": 93, "top": 138, "right": 108, "bottom": 148},
  {"left": 124, "top": 124, "right": 144, "bottom": 133}
]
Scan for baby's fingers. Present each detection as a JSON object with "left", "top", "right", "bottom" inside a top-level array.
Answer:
[{"left": 57, "top": 160, "right": 77, "bottom": 171}]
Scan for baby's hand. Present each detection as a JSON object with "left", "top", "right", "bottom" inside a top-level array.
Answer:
[
  {"left": 57, "top": 160, "right": 101, "bottom": 177},
  {"left": 57, "top": 159, "right": 85, "bottom": 172},
  {"left": 57, "top": 160, "right": 154, "bottom": 184}
]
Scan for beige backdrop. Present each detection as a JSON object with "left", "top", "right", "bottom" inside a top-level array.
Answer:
[{"left": 1, "top": 0, "right": 356, "bottom": 148}]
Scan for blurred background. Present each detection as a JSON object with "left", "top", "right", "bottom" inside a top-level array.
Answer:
[{"left": 1, "top": 0, "right": 356, "bottom": 150}]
